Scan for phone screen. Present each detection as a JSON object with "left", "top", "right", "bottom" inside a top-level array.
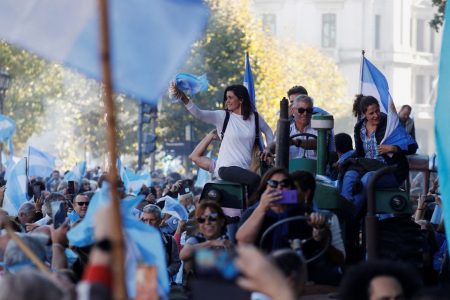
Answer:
[
  {"left": 67, "top": 181, "right": 75, "bottom": 195},
  {"left": 274, "top": 189, "right": 298, "bottom": 205},
  {"left": 192, "top": 248, "right": 249, "bottom": 300},
  {"left": 51, "top": 201, "right": 66, "bottom": 229}
]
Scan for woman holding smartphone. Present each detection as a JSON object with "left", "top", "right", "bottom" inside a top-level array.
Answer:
[{"left": 236, "top": 167, "right": 321, "bottom": 252}]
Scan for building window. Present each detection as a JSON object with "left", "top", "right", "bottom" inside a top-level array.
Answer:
[
  {"left": 416, "top": 19, "right": 425, "bottom": 52},
  {"left": 262, "top": 13, "right": 276, "bottom": 35},
  {"left": 322, "top": 13, "right": 336, "bottom": 48},
  {"left": 375, "top": 15, "right": 381, "bottom": 49},
  {"left": 430, "top": 27, "right": 435, "bottom": 53},
  {"left": 415, "top": 75, "right": 425, "bottom": 104}
]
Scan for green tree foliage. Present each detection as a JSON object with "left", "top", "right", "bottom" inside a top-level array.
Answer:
[
  {"left": 430, "top": 0, "right": 447, "bottom": 32},
  {"left": 0, "top": 41, "right": 138, "bottom": 168}
]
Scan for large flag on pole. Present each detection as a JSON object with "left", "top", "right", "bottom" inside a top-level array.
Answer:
[
  {"left": 0, "top": 0, "right": 209, "bottom": 104},
  {"left": 435, "top": 3, "right": 450, "bottom": 251},
  {"left": 27, "top": 146, "right": 56, "bottom": 178},
  {"left": 360, "top": 56, "right": 416, "bottom": 150},
  {"left": 3, "top": 158, "right": 28, "bottom": 215},
  {"left": 243, "top": 52, "right": 256, "bottom": 112}
]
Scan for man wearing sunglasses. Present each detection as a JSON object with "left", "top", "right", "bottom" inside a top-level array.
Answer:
[
  {"left": 289, "top": 95, "right": 319, "bottom": 159},
  {"left": 68, "top": 194, "right": 90, "bottom": 225}
]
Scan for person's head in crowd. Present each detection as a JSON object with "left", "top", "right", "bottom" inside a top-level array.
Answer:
[
  {"left": 79, "top": 179, "right": 92, "bottom": 193},
  {"left": 0, "top": 269, "right": 64, "bottom": 300},
  {"left": 291, "top": 170, "right": 316, "bottom": 212},
  {"left": 359, "top": 96, "right": 381, "bottom": 126},
  {"left": 399, "top": 104, "right": 412, "bottom": 123},
  {"left": 50, "top": 170, "right": 60, "bottom": 180},
  {"left": 28, "top": 179, "right": 45, "bottom": 200},
  {"left": 82, "top": 190, "right": 95, "bottom": 201},
  {"left": 0, "top": 208, "right": 8, "bottom": 218},
  {"left": 179, "top": 191, "right": 195, "bottom": 213},
  {"left": 223, "top": 84, "right": 252, "bottom": 120},
  {"left": 271, "top": 249, "right": 307, "bottom": 297},
  {"left": 293, "top": 94, "right": 314, "bottom": 128},
  {"left": 43, "top": 192, "right": 68, "bottom": 217},
  {"left": 334, "top": 132, "right": 353, "bottom": 156},
  {"left": 339, "top": 260, "right": 422, "bottom": 300},
  {"left": 17, "top": 202, "right": 37, "bottom": 225},
  {"left": 287, "top": 85, "right": 308, "bottom": 104},
  {"left": 72, "top": 194, "right": 90, "bottom": 219},
  {"left": 352, "top": 94, "right": 364, "bottom": 119},
  {"left": 4, "top": 234, "right": 48, "bottom": 272},
  {"left": 195, "top": 200, "right": 227, "bottom": 240},
  {"left": 141, "top": 204, "right": 162, "bottom": 228},
  {"left": 249, "top": 167, "right": 293, "bottom": 208}
]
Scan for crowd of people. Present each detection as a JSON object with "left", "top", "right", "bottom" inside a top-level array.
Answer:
[{"left": 0, "top": 82, "right": 446, "bottom": 300}]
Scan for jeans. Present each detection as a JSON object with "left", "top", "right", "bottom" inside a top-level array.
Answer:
[
  {"left": 340, "top": 170, "right": 399, "bottom": 215},
  {"left": 218, "top": 166, "right": 261, "bottom": 198}
]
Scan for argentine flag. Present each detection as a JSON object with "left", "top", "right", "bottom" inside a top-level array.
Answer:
[
  {"left": 360, "top": 57, "right": 416, "bottom": 150},
  {"left": 27, "top": 146, "right": 56, "bottom": 178},
  {"left": 0, "top": 115, "right": 16, "bottom": 165},
  {"left": 435, "top": 3, "right": 450, "bottom": 252},
  {"left": 65, "top": 161, "right": 87, "bottom": 189},
  {"left": 68, "top": 184, "right": 169, "bottom": 298},
  {"left": 126, "top": 169, "right": 151, "bottom": 195},
  {"left": 4, "top": 158, "right": 28, "bottom": 215},
  {"left": 0, "top": 0, "right": 208, "bottom": 105}
]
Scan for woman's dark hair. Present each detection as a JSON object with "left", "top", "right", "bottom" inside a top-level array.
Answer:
[
  {"left": 352, "top": 94, "right": 364, "bottom": 118},
  {"left": 339, "top": 259, "right": 423, "bottom": 300},
  {"left": 359, "top": 95, "right": 379, "bottom": 115},
  {"left": 248, "top": 167, "right": 292, "bottom": 206},
  {"left": 223, "top": 84, "right": 252, "bottom": 120},
  {"left": 291, "top": 170, "right": 316, "bottom": 204}
]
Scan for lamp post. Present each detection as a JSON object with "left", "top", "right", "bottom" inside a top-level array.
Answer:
[
  {"left": 0, "top": 69, "right": 11, "bottom": 171},
  {"left": 0, "top": 69, "right": 11, "bottom": 114}
]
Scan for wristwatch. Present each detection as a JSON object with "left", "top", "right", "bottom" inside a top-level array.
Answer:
[{"left": 95, "top": 238, "right": 113, "bottom": 252}]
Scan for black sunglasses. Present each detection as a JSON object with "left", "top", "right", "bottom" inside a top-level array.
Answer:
[
  {"left": 267, "top": 179, "right": 291, "bottom": 188},
  {"left": 297, "top": 108, "right": 313, "bottom": 114},
  {"left": 197, "top": 213, "right": 219, "bottom": 224},
  {"left": 75, "top": 201, "right": 89, "bottom": 206}
]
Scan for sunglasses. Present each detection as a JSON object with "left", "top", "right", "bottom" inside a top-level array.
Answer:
[
  {"left": 197, "top": 213, "right": 219, "bottom": 224},
  {"left": 267, "top": 179, "right": 291, "bottom": 189},
  {"left": 75, "top": 201, "right": 89, "bottom": 207},
  {"left": 297, "top": 108, "right": 313, "bottom": 114}
]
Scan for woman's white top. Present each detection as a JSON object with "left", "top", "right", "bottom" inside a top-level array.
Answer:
[{"left": 185, "top": 101, "right": 274, "bottom": 178}]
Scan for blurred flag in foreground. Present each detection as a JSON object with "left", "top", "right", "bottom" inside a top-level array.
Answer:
[
  {"left": 0, "top": 0, "right": 209, "bottom": 104},
  {"left": 435, "top": 3, "right": 450, "bottom": 251},
  {"left": 3, "top": 158, "right": 28, "bottom": 215},
  {"left": 360, "top": 56, "right": 416, "bottom": 150},
  {"left": 68, "top": 184, "right": 168, "bottom": 298},
  {"left": 27, "top": 146, "right": 56, "bottom": 178}
]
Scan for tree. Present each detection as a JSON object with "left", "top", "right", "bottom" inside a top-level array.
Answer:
[{"left": 430, "top": 0, "right": 447, "bottom": 32}]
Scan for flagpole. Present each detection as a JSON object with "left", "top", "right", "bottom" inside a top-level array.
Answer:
[
  {"left": 98, "top": 0, "right": 127, "bottom": 299},
  {"left": 359, "top": 49, "right": 365, "bottom": 94}
]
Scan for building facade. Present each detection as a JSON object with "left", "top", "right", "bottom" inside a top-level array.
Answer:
[{"left": 251, "top": 0, "right": 441, "bottom": 154}]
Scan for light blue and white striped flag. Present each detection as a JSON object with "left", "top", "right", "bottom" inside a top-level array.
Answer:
[
  {"left": 65, "top": 161, "right": 87, "bottom": 189},
  {"left": 0, "top": 0, "right": 209, "bottom": 105},
  {"left": 68, "top": 184, "right": 168, "bottom": 298},
  {"left": 126, "top": 169, "right": 151, "bottom": 195},
  {"left": 3, "top": 158, "right": 28, "bottom": 215},
  {"left": 360, "top": 56, "right": 416, "bottom": 149},
  {"left": 27, "top": 146, "right": 56, "bottom": 178},
  {"left": 435, "top": 3, "right": 450, "bottom": 252}
]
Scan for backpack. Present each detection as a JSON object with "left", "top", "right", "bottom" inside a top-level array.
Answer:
[{"left": 220, "top": 110, "right": 262, "bottom": 151}]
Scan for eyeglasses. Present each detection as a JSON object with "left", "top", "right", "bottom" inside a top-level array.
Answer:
[
  {"left": 197, "top": 213, "right": 219, "bottom": 224},
  {"left": 297, "top": 108, "right": 313, "bottom": 114},
  {"left": 267, "top": 179, "right": 291, "bottom": 189},
  {"left": 75, "top": 201, "right": 89, "bottom": 207}
]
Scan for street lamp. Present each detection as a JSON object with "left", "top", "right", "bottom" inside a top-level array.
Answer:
[{"left": 0, "top": 69, "right": 11, "bottom": 114}]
